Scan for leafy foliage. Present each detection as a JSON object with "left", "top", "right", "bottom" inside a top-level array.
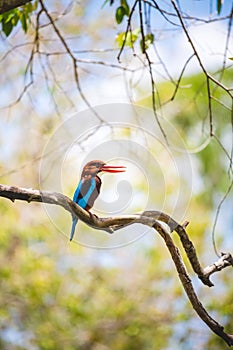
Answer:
[
  {"left": 217, "top": 0, "right": 223, "bottom": 14},
  {"left": 0, "top": 0, "right": 38, "bottom": 37},
  {"left": 116, "top": 28, "right": 140, "bottom": 48},
  {"left": 115, "top": 0, "right": 130, "bottom": 24},
  {"left": 116, "top": 29, "right": 154, "bottom": 52},
  {"left": 140, "top": 33, "right": 154, "bottom": 52}
]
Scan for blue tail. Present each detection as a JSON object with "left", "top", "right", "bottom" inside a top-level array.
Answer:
[{"left": 70, "top": 218, "right": 78, "bottom": 241}]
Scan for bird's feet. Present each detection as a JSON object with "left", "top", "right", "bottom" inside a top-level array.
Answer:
[
  {"left": 88, "top": 212, "right": 98, "bottom": 221},
  {"left": 88, "top": 212, "right": 115, "bottom": 234}
]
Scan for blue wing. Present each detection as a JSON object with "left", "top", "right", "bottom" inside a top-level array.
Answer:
[
  {"left": 70, "top": 178, "right": 97, "bottom": 241},
  {"left": 73, "top": 178, "right": 83, "bottom": 205},
  {"left": 75, "top": 178, "right": 96, "bottom": 209}
]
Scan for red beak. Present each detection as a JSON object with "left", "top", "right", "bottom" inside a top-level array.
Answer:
[{"left": 100, "top": 164, "right": 126, "bottom": 173}]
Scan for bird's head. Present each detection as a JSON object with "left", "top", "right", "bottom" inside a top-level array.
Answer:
[{"left": 81, "top": 160, "right": 126, "bottom": 178}]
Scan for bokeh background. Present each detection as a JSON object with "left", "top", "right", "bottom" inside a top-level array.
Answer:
[{"left": 0, "top": 1, "right": 232, "bottom": 349}]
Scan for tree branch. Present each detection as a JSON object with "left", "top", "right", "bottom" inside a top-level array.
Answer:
[
  {"left": 38, "top": 0, "right": 106, "bottom": 124},
  {"left": 0, "top": 183, "right": 233, "bottom": 346},
  {"left": 153, "top": 220, "right": 233, "bottom": 347},
  {"left": 0, "top": 0, "right": 32, "bottom": 14}
]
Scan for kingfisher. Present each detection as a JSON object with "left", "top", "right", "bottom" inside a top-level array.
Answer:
[{"left": 70, "top": 160, "right": 126, "bottom": 241}]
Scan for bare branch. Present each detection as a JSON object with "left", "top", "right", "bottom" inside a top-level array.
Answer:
[
  {"left": 170, "top": 0, "right": 233, "bottom": 100},
  {"left": 170, "top": 53, "right": 195, "bottom": 102},
  {"left": 0, "top": 183, "right": 233, "bottom": 346},
  {"left": 211, "top": 180, "right": 233, "bottom": 257},
  {"left": 142, "top": 210, "right": 213, "bottom": 287},
  {"left": 38, "top": 0, "right": 105, "bottom": 123},
  {"left": 203, "top": 253, "right": 233, "bottom": 279},
  {"left": 138, "top": 0, "right": 168, "bottom": 143}
]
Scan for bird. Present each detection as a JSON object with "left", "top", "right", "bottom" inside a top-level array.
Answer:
[{"left": 70, "top": 160, "right": 126, "bottom": 241}]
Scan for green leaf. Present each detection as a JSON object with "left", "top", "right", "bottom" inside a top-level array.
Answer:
[
  {"left": 120, "top": 0, "right": 130, "bottom": 16},
  {"left": 116, "top": 32, "right": 125, "bottom": 47},
  {"left": 115, "top": 6, "right": 126, "bottom": 24},
  {"left": 22, "top": 0, "right": 37, "bottom": 13},
  {"left": 4, "top": 12, "right": 15, "bottom": 23},
  {"left": 32, "top": 0, "right": 38, "bottom": 11},
  {"left": 20, "top": 12, "right": 27, "bottom": 33},
  {"left": 11, "top": 13, "right": 19, "bottom": 26},
  {"left": 25, "top": 2, "right": 33, "bottom": 13},
  {"left": 140, "top": 33, "right": 154, "bottom": 52},
  {"left": 145, "top": 33, "right": 154, "bottom": 46},
  {"left": 116, "top": 28, "right": 140, "bottom": 48},
  {"left": 2, "top": 19, "right": 13, "bottom": 37},
  {"left": 0, "top": 1, "right": 37, "bottom": 37},
  {"left": 217, "top": 0, "right": 223, "bottom": 14}
]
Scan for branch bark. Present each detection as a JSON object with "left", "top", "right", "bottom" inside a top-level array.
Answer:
[
  {"left": 0, "top": 0, "right": 32, "bottom": 14},
  {"left": 0, "top": 183, "right": 233, "bottom": 346}
]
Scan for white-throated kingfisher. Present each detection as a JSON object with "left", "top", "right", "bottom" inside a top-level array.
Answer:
[{"left": 70, "top": 160, "right": 126, "bottom": 241}]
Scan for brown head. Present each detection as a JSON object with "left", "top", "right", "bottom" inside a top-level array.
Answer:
[{"left": 81, "top": 160, "right": 126, "bottom": 178}]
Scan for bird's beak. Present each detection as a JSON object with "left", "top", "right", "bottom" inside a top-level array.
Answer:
[{"left": 100, "top": 164, "right": 126, "bottom": 173}]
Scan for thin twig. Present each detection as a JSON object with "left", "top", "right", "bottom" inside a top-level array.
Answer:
[
  {"left": 211, "top": 180, "right": 233, "bottom": 257},
  {"left": 38, "top": 0, "right": 105, "bottom": 123},
  {"left": 170, "top": 53, "right": 195, "bottom": 102},
  {"left": 138, "top": 0, "right": 168, "bottom": 143},
  {"left": 145, "top": 0, "right": 232, "bottom": 24},
  {"left": 170, "top": 0, "right": 232, "bottom": 99},
  {"left": 117, "top": 0, "right": 139, "bottom": 62}
]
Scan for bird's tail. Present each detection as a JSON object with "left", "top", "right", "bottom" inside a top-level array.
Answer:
[{"left": 70, "top": 218, "right": 78, "bottom": 241}]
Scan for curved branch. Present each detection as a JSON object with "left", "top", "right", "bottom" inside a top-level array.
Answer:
[
  {"left": 0, "top": 183, "right": 233, "bottom": 346},
  {"left": 153, "top": 220, "right": 233, "bottom": 347}
]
